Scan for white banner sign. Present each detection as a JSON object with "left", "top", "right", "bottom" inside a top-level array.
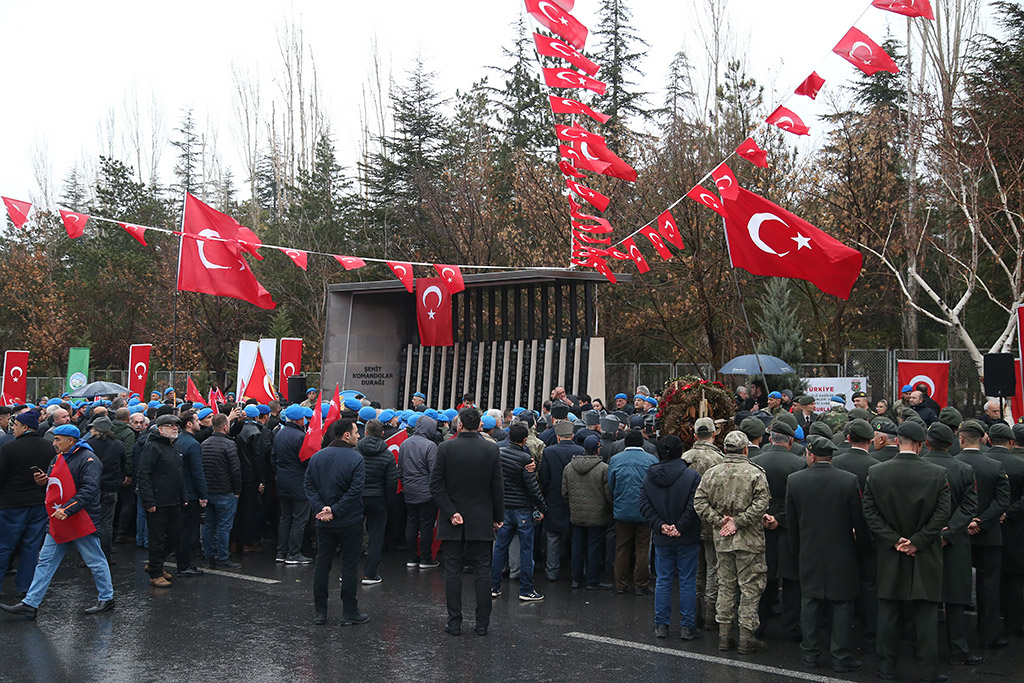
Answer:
[{"left": 801, "top": 377, "right": 869, "bottom": 412}]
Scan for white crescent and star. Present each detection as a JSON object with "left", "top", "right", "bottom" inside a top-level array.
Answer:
[
  {"left": 46, "top": 477, "right": 64, "bottom": 503},
  {"left": 441, "top": 267, "right": 456, "bottom": 283},
  {"left": 196, "top": 229, "right": 230, "bottom": 270},
  {"left": 422, "top": 285, "right": 444, "bottom": 320},
  {"left": 286, "top": 250, "right": 301, "bottom": 259},
  {"left": 648, "top": 232, "right": 667, "bottom": 251},
  {"left": 851, "top": 41, "right": 874, "bottom": 63},
  {"left": 699, "top": 193, "right": 721, "bottom": 209},
  {"left": 579, "top": 141, "right": 601, "bottom": 161},
  {"left": 283, "top": 362, "right": 296, "bottom": 377},
  {"left": 537, "top": 1, "right": 569, "bottom": 27},
  {"left": 629, "top": 244, "right": 644, "bottom": 262},
  {"left": 134, "top": 361, "right": 147, "bottom": 379},
  {"left": 715, "top": 174, "right": 733, "bottom": 189},
  {"left": 777, "top": 116, "right": 796, "bottom": 129},
  {"left": 556, "top": 70, "right": 585, "bottom": 87},
  {"left": 393, "top": 265, "right": 407, "bottom": 278},
  {"left": 907, "top": 374, "right": 936, "bottom": 397},
  {"left": 746, "top": 213, "right": 813, "bottom": 257},
  {"left": 9, "top": 366, "right": 22, "bottom": 381}
]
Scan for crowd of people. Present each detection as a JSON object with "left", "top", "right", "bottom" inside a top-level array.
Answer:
[{"left": 0, "top": 379, "right": 1021, "bottom": 681}]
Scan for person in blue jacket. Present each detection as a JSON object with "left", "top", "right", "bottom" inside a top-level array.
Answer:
[{"left": 608, "top": 430, "right": 659, "bottom": 594}]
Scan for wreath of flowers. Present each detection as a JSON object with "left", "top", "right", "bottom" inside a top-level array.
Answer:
[{"left": 656, "top": 376, "right": 736, "bottom": 448}]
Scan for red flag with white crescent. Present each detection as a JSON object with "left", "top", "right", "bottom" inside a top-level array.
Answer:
[
  {"left": 657, "top": 210, "right": 685, "bottom": 250},
  {"left": 59, "top": 210, "right": 89, "bottom": 239},
  {"left": 279, "top": 247, "right": 308, "bottom": 270},
  {"left": 299, "top": 392, "right": 323, "bottom": 462},
  {"left": 524, "top": 0, "right": 588, "bottom": 50},
  {"left": 548, "top": 95, "right": 610, "bottom": 124},
  {"left": 278, "top": 338, "right": 303, "bottom": 394},
  {"left": 795, "top": 72, "right": 826, "bottom": 99},
  {"left": 833, "top": 27, "right": 899, "bottom": 76},
  {"left": 386, "top": 429, "right": 410, "bottom": 492},
  {"left": 387, "top": 261, "right": 415, "bottom": 293},
  {"left": 128, "top": 344, "right": 151, "bottom": 398},
  {"left": 686, "top": 185, "right": 728, "bottom": 218},
  {"left": 559, "top": 160, "right": 588, "bottom": 179},
  {"left": 236, "top": 226, "right": 264, "bottom": 260},
  {"left": 712, "top": 163, "right": 740, "bottom": 201},
  {"left": 242, "top": 349, "right": 276, "bottom": 403},
  {"left": 565, "top": 179, "right": 610, "bottom": 212},
  {"left": 2, "top": 350, "right": 29, "bottom": 405},
  {"left": 433, "top": 264, "right": 465, "bottom": 294},
  {"left": 896, "top": 360, "right": 950, "bottom": 408},
  {"left": 185, "top": 376, "right": 204, "bottom": 403},
  {"left": 119, "top": 222, "right": 148, "bottom": 246},
  {"left": 334, "top": 255, "right": 365, "bottom": 271},
  {"left": 560, "top": 135, "right": 637, "bottom": 183},
  {"left": 560, "top": 143, "right": 611, "bottom": 175},
  {"left": 766, "top": 106, "right": 810, "bottom": 136},
  {"left": 736, "top": 138, "right": 769, "bottom": 168},
  {"left": 2, "top": 197, "right": 31, "bottom": 230},
  {"left": 416, "top": 277, "right": 454, "bottom": 347},
  {"left": 325, "top": 383, "right": 342, "bottom": 430},
  {"left": 46, "top": 452, "right": 97, "bottom": 544},
  {"left": 543, "top": 68, "right": 607, "bottom": 95},
  {"left": 621, "top": 238, "right": 650, "bottom": 274},
  {"left": 639, "top": 225, "right": 673, "bottom": 260},
  {"left": 871, "top": 0, "right": 934, "bottom": 20},
  {"left": 533, "top": 33, "right": 599, "bottom": 76}
]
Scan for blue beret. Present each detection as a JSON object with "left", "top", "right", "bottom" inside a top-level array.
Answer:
[
  {"left": 147, "top": 400, "right": 160, "bottom": 409},
  {"left": 343, "top": 398, "right": 362, "bottom": 411},
  {"left": 129, "top": 393, "right": 139, "bottom": 399},
  {"left": 322, "top": 403, "right": 331, "bottom": 418},
  {"left": 53, "top": 424, "right": 81, "bottom": 438},
  {"left": 512, "top": 407, "right": 525, "bottom": 416},
  {"left": 283, "top": 404, "right": 305, "bottom": 421},
  {"left": 302, "top": 407, "right": 313, "bottom": 419},
  {"left": 192, "top": 400, "right": 205, "bottom": 408},
  {"left": 227, "top": 392, "right": 236, "bottom": 398},
  {"left": 257, "top": 404, "right": 271, "bottom": 415},
  {"left": 644, "top": 396, "right": 658, "bottom": 406},
  {"left": 768, "top": 391, "right": 782, "bottom": 399},
  {"left": 164, "top": 387, "right": 175, "bottom": 395},
  {"left": 46, "top": 398, "right": 61, "bottom": 407},
  {"left": 378, "top": 409, "right": 396, "bottom": 423},
  {"left": 424, "top": 408, "right": 439, "bottom": 419},
  {"left": 197, "top": 408, "right": 214, "bottom": 420},
  {"left": 408, "top": 413, "right": 421, "bottom": 426},
  {"left": 150, "top": 391, "right": 161, "bottom": 397},
  {"left": 614, "top": 393, "right": 628, "bottom": 401},
  {"left": 795, "top": 425, "right": 805, "bottom": 440},
  {"left": 444, "top": 409, "right": 459, "bottom": 420},
  {"left": 413, "top": 392, "right": 426, "bottom": 399},
  {"left": 481, "top": 415, "right": 497, "bottom": 430},
  {"left": 243, "top": 405, "right": 260, "bottom": 418},
  {"left": 830, "top": 395, "right": 845, "bottom": 403},
  {"left": 358, "top": 406, "right": 377, "bottom": 421},
  {"left": 901, "top": 385, "right": 913, "bottom": 393},
  {"left": 61, "top": 392, "right": 71, "bottom": 399},
  {"left": 634, "top": 394, "right": 647, "bottom": 401},
  {"left": 128, "top": 398, "right": 140, "bottom": 406},
  {"left": 306, "top": 387, "right": 317, "bottom": 394},
  {"left": 130, "top": 405, "right": 146, "bottom": 414},
  {"left": 436, "top": 412, "right": 451, "bottom": 423}
]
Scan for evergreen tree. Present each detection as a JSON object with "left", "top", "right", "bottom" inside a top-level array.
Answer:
[
  {"left": 492, "top": 12, "right": 552, "bottom": 156},
  {"left": 757, "top": 278, "right": 804, "bottom": 364},
  {"left": 171, "top": 109, "right": 204, "bottom": 197},
  {"left": 60, "top": 166, "right": 89, "bottom": 209},
  {"left": 593, "top": 0, "right": 650, "bottom": 151}
]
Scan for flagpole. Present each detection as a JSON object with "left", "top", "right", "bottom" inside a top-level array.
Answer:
[
  {"left": 722, "top": 218, "right": 769, "bottom": 393},
  {"left": 172, "top": 192, "right": 187, "bottom": 391}
]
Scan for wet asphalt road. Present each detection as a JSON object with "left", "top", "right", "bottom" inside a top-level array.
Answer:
[{"left": 0, "top": 544, "right": 1020, "bottom": 683}]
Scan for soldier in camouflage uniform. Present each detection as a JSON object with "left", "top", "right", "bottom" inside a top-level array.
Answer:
[
  {"left": 517, "top": 411, "right": 546, "bottom": 466},
  {"left": 682, "top": 417, "right": 726, "bottom": 630},
  {"left": 694, "top": 430, "right": 770, "bottom": 654},
  {"left": 819, "top": 396, "right": 849, "bottom": 435}
]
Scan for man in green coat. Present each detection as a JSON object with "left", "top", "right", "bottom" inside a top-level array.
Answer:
[
  {"left": 786, "top": 436, "right": 866, "bottom": 673},
  {"left": 985, "top": 422, "right": 1024, "bottom": 637},
  {"left": 862, "top": 421, "right": 951, "bottom": 682},
  {"left": 921, "top": 422, "right": 982, "bottom": 666}
]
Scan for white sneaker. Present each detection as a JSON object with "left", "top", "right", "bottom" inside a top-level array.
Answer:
[
  {"left": 361, "top": 576, "right": 383, "bottom": 585},
  {"left": 406, "top": 561, "right": 419, "bottom": 568}
]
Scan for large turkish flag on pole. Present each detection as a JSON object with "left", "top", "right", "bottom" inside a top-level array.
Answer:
[
  {"left": 897, "top": 360, "right": 950, "bottom": 408},
  {"left": 242, "top": 349, "right": 277, "bottom": 403},
  {"left": 128, "top": 344, "right": 151, "bottom": 398},
  {"left": 722, "top": 187, "right": 863, "bottom": 299},
  {"left": 279, "top": 338, "right": 303, "bottom": 396},
  {"left": 2, "top": 350, "right": 29, "bottom": 405},
  {"left": 416, "top": 277, "right": 454, "bottom": 347},
  {"left": 177, "top": 193, "right": 275, "bottom": 309}
]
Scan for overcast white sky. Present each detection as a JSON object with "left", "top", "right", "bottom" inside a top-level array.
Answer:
[{"left": 0, "top": 0, "right": 926, "bottom": 207}]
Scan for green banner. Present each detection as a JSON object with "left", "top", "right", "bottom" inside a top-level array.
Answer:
[{"left": 66, "top": 347, "right": 90, "bottom": 393}]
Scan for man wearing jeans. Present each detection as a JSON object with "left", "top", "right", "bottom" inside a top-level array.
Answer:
[
  {"left": 305, "top": 418, "right": 368, "bottom": 626},
  {"left": 201, "top": 414, "right": 241, "bottom": 570},
  {"left": 491, "top": 423, "right": 546, "bottom": 601},
  {"left": 1, "top": 424, "right": 114, "bottom": 618}
]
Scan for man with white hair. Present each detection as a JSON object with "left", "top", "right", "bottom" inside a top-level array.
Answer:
[{"left": 981, "top": 400, "right": 1008, "bottom": 430}]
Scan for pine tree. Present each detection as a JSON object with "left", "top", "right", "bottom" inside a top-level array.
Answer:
[
  {"left": 492, "top": 11, "right": 552, "bottom": 156},
  {"left": 593, "top": 0, "right": 650, "bottom": 152},
  {"left": 171, "top": 109, "right": 204, "bottom": 197},
  {"left": 757, "top": 278, "right": 804, "bottom": 364}
]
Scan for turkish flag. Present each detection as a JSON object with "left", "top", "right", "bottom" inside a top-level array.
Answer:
[
  {"left": 621, "top": 238, "right": 650, "bottom": 274},
  {"left": 871, "top": 0, "right": 934, "bottom": 20},
  {"left": 766, "top": 106, "right": 810, "bottom": 136},
  {"left": 639, "top": 225, "right": 673, "bottom": 260},
  {"left": 279, "top": 338, "right": 303, "bottom": 396},
  {"left": 59, "top": 210, "right": 89, "bottom": 239},
  {"left": 416, "top": 277, "right": 454, "bottom": 347},
  {"left": 128, "top": 344, "right": 151, "bottom": 398},
  {"left": 388, "top": 261, "right": 414, "bottom": 293},
  {"left": 524, "top": 0, "right": 588, "bottom": 50},
  {"left": 543, "top": 68, "right": 607, "bottom": 95},
  {"left": 3, "top": 197, "right": 32, "bottom": 230},
  {"left": 712, "top": 163, "right": 739, "bottom": 201},
  {"left": 1013, "top": 360, "right": 1023, "bottom": 423},
  {"left": 386, "top": 430, "right": 410, "bottom": 493},
  {"left": 549, "top": 0, "right": 574, "bottom": 10},
  {"left": 236, "top": 226, "right": 264, "bottom": 260},
  {"left": 2, "top": 350, "right": 29, "bottom": 405},
  {"left": 833, "top": 28, "right": 899, "bottom": 76},
  {"left": 555, "top": 124, "right": 605, "bottom": 145},
  {"left": 279, "top": 247, "right": 308, "bottom": 270},
  {"left": 657, "top": 210, "right": 684, "bottom": 250},
  {"left": 185, "top": 376, "right": 204, "bottom": 403},
  {"left": 897, "top": 360, "right": 950, "bottom": 408},
  {"left": 298, "top": 391, "right": 323, "bottom": 462},
  {"left": 795, "top": 72, "right": 826, "bottom": 99},
  {"left": 178, "top": 193, "right": 275, "bottom": 309},
  {"left": 334, "top": 255, "right": 365, "bottom": 271},
  {"left": 723, "top": 187, "right": 863, "bottom": 299},
  {"left": 573, "top": 139, "right": 638, "bottom": 183},
  {"left": 46, "top": 453, "right": 97, "bottom": 544},
  {"left": 565, "top": 178, "right": 610, "bottom": 212},
  {"left": 549, "top": 95, "right": 610, "bottom": 124},
  {"left": 242, "top": 349, "right": 276, "bottom": 403},
  {"left": 560, "top": 160, "right": 587, "bottom": 179},
  {"left": 687, "top": 185, "right": 728, "bottom": 218},
  {"left": 736, "top": 138, "right": 768, "bottom": 168},
  {"left": 560, "top": 143, "right": 612, "bottom": 175},
  {"left": 534, "top": 33, "right": 599, "bottom": 76},
  {"left": 434, "top": 264, "right": 465, "bottom": 294},
  {"left": 325, "top": 384, "right": 342, "bottom": 430},
  {"left": 588, "top": 256, "right": 618, "bottom": 284},
  {"left": 208, "top": 387, "right": 227, "bottom": 408},
  {"left": 119, "top": 222, "right": 148, "bottom": 246}
]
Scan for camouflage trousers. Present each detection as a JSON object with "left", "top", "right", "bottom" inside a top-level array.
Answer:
[
  {"left": 715, "top": 549, "right": 767, "bottom": 632},
  {"left": 696, "top": 538, "right": 718, "bottom": 606}
]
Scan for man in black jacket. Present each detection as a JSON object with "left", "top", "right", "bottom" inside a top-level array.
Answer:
[
  {"left": 275, "top": 405, "right": 311, "bottom": 565},
  {"left": 234, "top": 405, "right": 268, "bottom": 554},
  {"left": 491, "top": 423, "right": 546, "bottom": 602},
  {"left": 985, "top": 422, "right": 1024, "bottom": 637},
  {"left": 786, "top": 436, "right": 866, "bottom": 673},
  {"left": 175, "top": 411, "right": 207, "bottom": 577},
  {"left": 201, "top": 414, "right": 242, "bottom": 570},
  {"left": 539, "top": 420, "right": 583, "bottom": 581},
  {"left": 137, "top": 414, "right": 187, "bottom": 587},
  {"left": 430, "top": 408, "right": 504, "bottom": 636},
  {"left": 0, "top": 411, "right": 55, "bottom": 597}
]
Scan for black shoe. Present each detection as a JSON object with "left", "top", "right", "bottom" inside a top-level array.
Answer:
[
  {"left": 875, "top": 670, "right": 895, "bottom": 681},
  {"left": 950, "top": 654, "right": 983, "bottom": 665},
  {"left": 0, "top": 601, "right": 37, "bottom": 619},
  {"left": 654, "top": 624, "right": 669, "bottom": 638},
  {"left": 586, "top": 582, "right": 614, "bottom": 591},
  {"left": 571, "top": 580, "right": 582, "bottom": 589},
  {"left": 176, "top": 568, "right": 204, "bottom": 577},
  {"left": 982, "top": 638, "right": 1009, "bottom": 649},
  {"left": 217, "top": 560, "right": 242, "bottom": 570},
  {"left": 341, "top": 613, "right": 369, "bottom": 625},
  {"left": 313, "top": 613, "right": 327, "bottom": 625},
  {"left": 834, "top": 659, "right": 862, "bottom": 673},
  {"left": 800, "top": 656, "right": 819, "bottom": 670},
  {"left": 475, "top": 626, "right": 488, "bottom": 636},
  {"left": 445, "top": 624, "right": 461, "bottom": 636},
  {"left": 680, "top": 626, "right": 702, "bottom": 641},
  {"left": 635, "top": 586, "right": 654, "bottom": 596},
  {"left": 616, "top": 588, "right": 628, "bottom": 594},
  {"left": 84, "top": 599, "right": 115, "bottom": 614},
  {"left": 919, "top": 676, "right": 948, "bottom": 683}
]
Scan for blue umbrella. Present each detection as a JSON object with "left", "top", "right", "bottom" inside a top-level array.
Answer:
[{"left": 718, "top": 354, "right": 795, "bottom": 375}]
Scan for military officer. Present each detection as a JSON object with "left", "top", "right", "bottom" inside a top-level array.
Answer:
[
  {"left": 862, "top": 421, "right": 951, "bottom": 683},
  {"left": 766, "top": 391, "right": 785, "bottom": 417},
  {"left": 793, "top": 395, "right": 816, "bottom": 436},
  {"left": 786, "top": 436, "right": 866, "bottom": 673},
  {"left": 956, "top": 419, "right": 1011, "bottom": 649},
  {"left": 921, "top": 422, "right": 982, "bottom": 666},
  {"left": 851, "top": 391, "right": 871, "bottom": 412},
  {"left": 937, "top": 407, "right": 963, "bottom": 455},
  {"left": 772, "top": 412, "right": 805, "bottom": 457},
  {"left": 694, "top": 430, "right": 770, "bottom": 655},
  {"left": 819, "top": 396, "right": 848, "bottom": 435},
  {"left": 750, "top": 421, "right": 805, "bottom": 641},
  {"left": 682, "top": 417, "right": 725, "bottom": 631},
  {"left": 871, "top": 419, "right": 900, "bottom": 462},
  {"left": 985, "top": 422, "right": 1024, "bottom": 636},
  {"left": 738, "top": 417, "right": 766, "bottom": 458}
]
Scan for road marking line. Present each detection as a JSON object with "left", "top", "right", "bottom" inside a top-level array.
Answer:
[
  {"left": 564, "top": 632, "right": 848, "bottom": 683},
  {"left": 202, "top": 568, "right": 281, "bottom": 584}
]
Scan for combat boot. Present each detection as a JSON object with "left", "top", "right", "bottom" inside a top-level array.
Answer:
[
  {"left": 737, "top": 626, "right": 767, "bottom": 654},
  {"left": 718, "top": 627, "right": 735, "bottom": 651},
  {"left": 703, "top": 603, "right": 718, "bottom": 631}
]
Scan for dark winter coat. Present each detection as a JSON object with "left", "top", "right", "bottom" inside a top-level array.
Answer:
[
  {"left": 176, "top": 431, "right": 208, "bottom": 501},
  {"left": 201, "top": 432, "right": 242, "bottom": 496},
  {"left": 136, "top": 432, "right": 186, "bottom": 509},
  {"left": 538, "top": 440, "right": 583, "bottom": 534},
  {"left": 87, "top": 436, "right": 126, "bottom": 493},
  {"left": 110, "top": 420, "right": 136, "bottom": 470},
  {"left": 923, "top": 448, "right": 978, "bottom": 603},
  {"left": 273, "top": 421, "right": 308, "bottom": 499},
  {"left": 956, "top": 449, "right": 1011, "bottom": 547},
  {"left": 638, "top": 458, "right": 701, "bottom": 546},
  {"left": 561, "top": 454, "right": 612, "bottom": 528},
  {"left": 430, "top": 432, "right": 503, "bottom": 542},
  {"left": 984, "top": 445, "right": 1024, "bottom": 571},
  {"left": 358, "top": 435, "right": 398, "bottom": 498},
  {"left": 498, "top": 442, "right": 545, "bottom": 511},
  {"left": 0, "top": 432, "right": 57, "bottom": 509},
  {"left": 751, "top": 444, "right": 805, "bottom": 580},
  {"left": 235, "top": 420, "right": 268, "bottom": 484},
  {"left": 304, "top": 440, "right": 365, "bottom": 528},
  {"left": 832, "top": 447, "right": 879, "bottom": 492},
  {"left": 397, "top": 417, "right": 438, "bottom": 505}
]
